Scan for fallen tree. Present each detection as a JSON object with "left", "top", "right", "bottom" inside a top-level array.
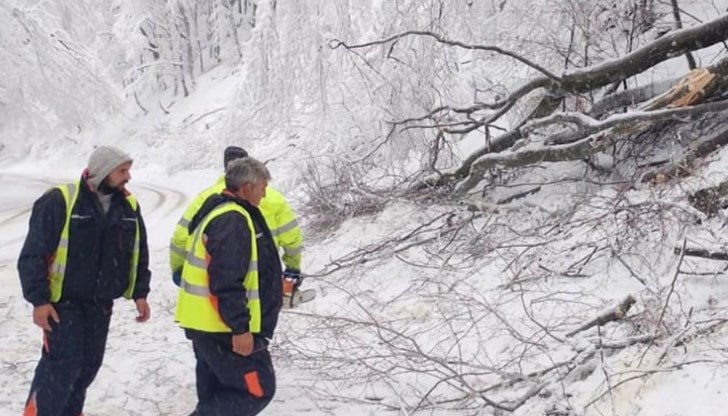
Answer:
[{"left": 334, "top": 12, "right": 728, "bottom": 196}]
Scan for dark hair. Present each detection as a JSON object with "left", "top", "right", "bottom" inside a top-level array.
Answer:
[{"left": 223, "top": 146, "right": 249, "bottom": 169}]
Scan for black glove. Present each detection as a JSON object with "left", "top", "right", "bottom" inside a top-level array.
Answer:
[{"left": 172, "top": 270, "right": 182, "bottom": 287}]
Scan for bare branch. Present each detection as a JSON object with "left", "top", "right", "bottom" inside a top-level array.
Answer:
[
  {"left": 657, "top": 238, "right": 686, "bottom": 330},
  {"left": 673, "top": 246, "right": 728, "bottom": 261},
  {"left": 589, "top": 78, "right": 676, "bottom": 119},
  {"left": 419, "top": 14, "right": 728, "bottom": 190},
  {"left": 331, "top": 31, "right": 561, "bottom": 81},
  {"left": 558, "top": 13, "right": 728, "bottom": 92},
  {"left": 454, "top": 99, "right": 728, "bottom": 195},
  {"left": 641, "top": 121, "right": 728, "bottom": 183},
  {"left": 566, "top": 295, "right": 637, "bottom": 337},
  {"left": 669, "top": 0, "right": 697, "bottom": 70}
]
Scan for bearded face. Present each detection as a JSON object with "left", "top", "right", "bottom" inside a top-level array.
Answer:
[{"left": 102, "top": 161, "right": 133, "bottom": 190}]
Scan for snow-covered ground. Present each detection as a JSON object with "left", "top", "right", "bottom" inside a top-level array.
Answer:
[
  {"left": 4, "top": 155, "right": 728, "bottom": 416},
  {"left": 4, "top": 1, "right": 728, "bottom": 415}
]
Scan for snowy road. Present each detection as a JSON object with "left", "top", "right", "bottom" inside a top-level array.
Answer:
[{"left": 0, "top": 172, "right": 357, "bottom": 416}]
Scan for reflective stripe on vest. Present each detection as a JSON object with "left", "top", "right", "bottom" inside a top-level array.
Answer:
[
  {"left": 258, "top": 186, "right": 303, "bottom": 270},
  {"left": 48, "top": 181, "right": 140, "bottom": 302},
  {"left": 170, "top": 179, "right": 304, "bottom": 271},
  {"left": 169, "top": 179, "right": 225, "bottom": 273},
  {"left": 175, "top": 202, "right": 261, "bottom": 333},
  {"left": 269, "top": 217, "right": 299, "bottom": 237}
]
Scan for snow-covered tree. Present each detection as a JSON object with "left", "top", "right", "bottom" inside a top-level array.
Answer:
[{"left": 0, "top": 0, "right": 121, "bottom": 159}]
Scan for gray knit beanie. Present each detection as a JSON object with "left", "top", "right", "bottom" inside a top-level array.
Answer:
[{"left": 86, "top": 146, "right": 133, "bottom": 189}]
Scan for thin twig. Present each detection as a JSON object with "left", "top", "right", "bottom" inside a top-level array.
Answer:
[{"left": 657, "top": 238, "right": 686, "bottom": 330}]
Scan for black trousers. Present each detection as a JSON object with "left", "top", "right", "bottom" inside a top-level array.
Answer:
[
  {"left": 24, "top": 300, "right": 113, "bottom": 416},
  {"left": 187, "top": 331, "right": 276, "bottom": 416}
]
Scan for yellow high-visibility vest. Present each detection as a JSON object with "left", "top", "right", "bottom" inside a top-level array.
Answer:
[
  {"left": 175, "top": 201, "right": 261, "bottom": 333},
  {"left": 170, "top": 177, "right": 302, "bottom": 273},
  {"left": 259, "top": 187, "right": 303, "bottom": 270},
  {"left": 49, "top": 181, "right": 140, "bottom": 302}
]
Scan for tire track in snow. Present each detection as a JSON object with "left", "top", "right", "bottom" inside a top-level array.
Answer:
[
  {"left": 0, "top": 173, "right": 55, "bottom": 228},
  {"left": 0, "top": 174, "right": 56, "bottom": 255},
  {"left": 0, "top": 208, "right": 32, "bottom": 228},
  {"left": 0, "top": 175, "right": 188, "bottom": 228},
  {"left": 0, "top": 175, "right": 188, "bottom": 262},
  {"left": 134, "top": 183, "right": 187, "bottom": 220}
]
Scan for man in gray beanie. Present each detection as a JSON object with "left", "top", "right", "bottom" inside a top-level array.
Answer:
[
  {"left": 87, "top": 145, "right": 134, "bottom": 189},
  {"left": 18, "top": 145, "right": 152, "bottom": 416},
  {"left": 86, "top": 145, "right": 134, "bottom": 213}
]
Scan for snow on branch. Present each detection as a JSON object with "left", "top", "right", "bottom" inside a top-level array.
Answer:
[
  {"left": 641, "top": 121, "right": 728, "bottom": 183},
  {"left": 560, "top": 13, "right": 728, "bottom": 91},
  {"left": 566, "top": 295, "right": 637, "bottom": 337},
  {"left": 407, "top": 14, "right": 728, "bottom": 193},
  {"left": 452, "top": 100, "right": 728, "bottom": 196},
  {"left": 331, "top": 31, "right": 561, "bottom": 81}
]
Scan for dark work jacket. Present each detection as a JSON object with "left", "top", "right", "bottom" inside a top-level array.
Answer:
[
  {"left": 17, "top": 174, "right": 152, "bottom": 306},
  {"left": 186, "top": 192, "right": 282, "bottom": 339}
]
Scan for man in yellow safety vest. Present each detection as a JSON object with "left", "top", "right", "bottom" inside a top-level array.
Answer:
[
  {"left": 176, "top": 157, "right": 282, "bottom": 416},
  {"left": 18, "top": 145, "right": 152, "bottom": 416},
  {"left": 170, "top": 146, "right": 304, "bottom": 307}
]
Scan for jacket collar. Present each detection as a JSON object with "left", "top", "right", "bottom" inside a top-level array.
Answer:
[{"left": 222, "top": 189, "right": 257, "bottom": 212}]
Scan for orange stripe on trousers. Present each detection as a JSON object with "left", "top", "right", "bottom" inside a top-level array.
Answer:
[
  {"left": 23, "top": 392, "right": 37, "bottom": 416},
  {"left": 244, "top": 371, "right": 264, "bottom": 398}
]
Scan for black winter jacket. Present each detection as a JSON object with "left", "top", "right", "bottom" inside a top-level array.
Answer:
[
  {"left": 17, "top": 174, "right": 152, "bottom": 306},
  {"left": 187, "top": 191, "right": 282, "bottom": 339}
]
